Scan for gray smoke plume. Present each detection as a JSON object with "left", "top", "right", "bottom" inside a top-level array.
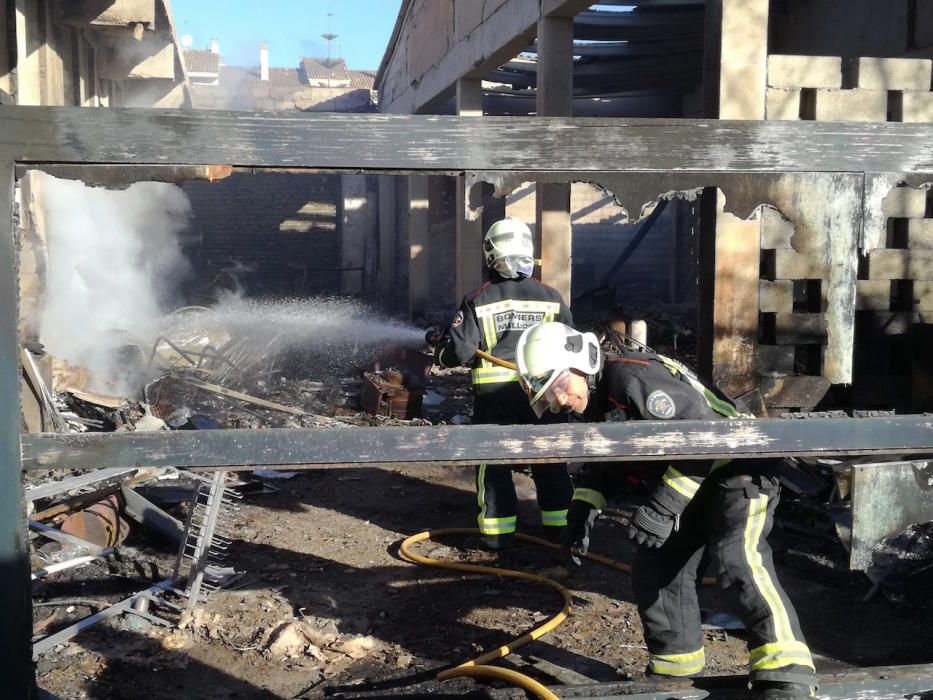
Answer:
[{"left": 37, "top": 173, "right": 192, "bottom": 396}]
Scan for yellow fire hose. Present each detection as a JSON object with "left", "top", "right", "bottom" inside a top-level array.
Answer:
[
  {"left": 400, "top": 530, "right": 716, "bottom": 699},
  {"left": 474, "top": 348, "right": 518, "bottom": 371}
]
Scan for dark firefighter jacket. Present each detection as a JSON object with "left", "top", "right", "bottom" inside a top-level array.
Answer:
[
  {"left": 571, "top": 350, "right": 764, "bottom": 516},
  {"left": 436, "top": 274, "right": 573, "bottom": 396}
]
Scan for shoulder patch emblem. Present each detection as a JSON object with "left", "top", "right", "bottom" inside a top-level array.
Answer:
[
  {"left": 450, "top": 311, "right": 464, "bottom": 328},
  {"left": 646, "top": 389, "right": 676, "bottom": 419}
]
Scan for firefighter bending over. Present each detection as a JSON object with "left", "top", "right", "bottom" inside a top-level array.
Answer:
[
  {"left": 431, "top": 218, "right": 574, "bottom": 549},
  {"left": 514, "top": 321, "right": 816, "bottom": 700}
]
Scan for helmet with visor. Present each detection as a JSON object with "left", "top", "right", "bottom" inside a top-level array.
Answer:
[{"left": 516, "top": 322, "right": 602, "bottom": 417}]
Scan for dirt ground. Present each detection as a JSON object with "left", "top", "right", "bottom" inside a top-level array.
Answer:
[{"left": 36, "top": 455, "right": 933, "bottom": 699}]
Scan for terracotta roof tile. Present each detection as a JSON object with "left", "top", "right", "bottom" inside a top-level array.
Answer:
[
  {"left": 301, "top": 57, "right": 352, "bottom": 82},
  {"left": 220, "top": 65, "right": 303, "bottom": 89},
  {"left": 183, "top": 49, "right": 219, "bottom": 74}
]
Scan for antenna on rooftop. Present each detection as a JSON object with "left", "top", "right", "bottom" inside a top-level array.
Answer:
[{"left": 321, "top": 12, "right": 338, "bottom": 67}]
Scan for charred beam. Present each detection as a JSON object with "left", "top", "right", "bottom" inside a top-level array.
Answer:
[
  {"left": 20, "top": 416, "right": 933, "bottom": 472},
  {"left": 2, "top": 107, "right": 933, "bottom": 175}
]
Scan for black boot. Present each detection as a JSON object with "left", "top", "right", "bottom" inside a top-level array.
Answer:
[
  {"left": 480, "top": 533, "right": 515, "bottom": 550},
  {"left": 751, "top": 681, "right": 814, "bottom": 699}
]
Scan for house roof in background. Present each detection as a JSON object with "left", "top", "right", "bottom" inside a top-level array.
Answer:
[{"left": 183, "top": 49, "right": 220, "bottom": 74}]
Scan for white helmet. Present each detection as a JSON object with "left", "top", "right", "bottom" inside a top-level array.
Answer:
[
  {"left": 483, "top": 218, "right": 534, "bottom": 278},
  {"left": 516, "top": 322, "right": 602, "bottom": 414}
]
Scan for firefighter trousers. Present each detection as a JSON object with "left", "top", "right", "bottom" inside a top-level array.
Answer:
[
  {"left": 472, "top": 386, "right": 572, "bottom": 540},
  {"left": 631, "top": 470, "right": 816, "bottom": 686}
]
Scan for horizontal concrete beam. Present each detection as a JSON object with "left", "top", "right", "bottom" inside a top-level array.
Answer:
[
  {"left": 21, "top": 416, "right": 933, "bottom": 470},
  {"left": 5, "top": 107, "right": 933, "bottom": 175},
  {"left": 379, "top": 0, "right": 590, "bottom": 114}
]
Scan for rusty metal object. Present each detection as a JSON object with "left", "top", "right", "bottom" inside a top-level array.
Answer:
[
  {"left": 59, "top": 494, "right": 130, "bottom": 548},
  {"left": 371, "top": 346, "right": 434, "bottom": 382},
  {"left": 361, "top": 370, "right": 424, "bottom": 420}
]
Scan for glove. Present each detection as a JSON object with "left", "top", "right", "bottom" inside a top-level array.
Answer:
[
  {"left": 424, "top": 326, "right": 443, "bottom": 347},
  {"left": 560, "top": 500, "right": 600, "bottom": 570},
  {"left": 624, "top": 502, "right": 677, "bottom": 549}
]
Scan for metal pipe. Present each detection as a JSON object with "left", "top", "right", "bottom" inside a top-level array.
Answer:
[{"left": 31, "top": 550, "right": 113, "bottom": 581}]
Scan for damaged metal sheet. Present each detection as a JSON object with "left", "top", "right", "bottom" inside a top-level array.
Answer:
[
  {"left": 850, "top": 459, "right": 933, "bottom": 570},
  {"left": 20, "top": 416, "right": 933, "bottom": 472},
  {"left": 467, "top": 170, "right": 862, "bottom": 385}
]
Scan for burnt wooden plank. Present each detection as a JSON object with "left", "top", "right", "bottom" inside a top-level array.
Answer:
[
  {"left": 20, "top": 416, "right": 933, "bottom": 472},
  {"left": 2, "top": 107, "right": 933, "bottom": 174}
]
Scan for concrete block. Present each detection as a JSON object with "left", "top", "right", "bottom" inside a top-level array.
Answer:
[
  {"left": 766, "top": 88, "right": 801, "bottom": 120},
  {"left": 903, "top": 91, "right": 933, "bottom": 123},
  {"left": 775, "top": 313, "right": 828, "bottom": 344},
  {"left": 760, "top": 280, "right": 793, "bottom": 313},
  {"left": 760, "top": 207, "right": 795, "bottom": 248},
  {"left": 862, "top": 311, "right": 922, "bottom": 335},
  {"left": 868, "top": 249, "right": 933, "bottom": 279},
  {"left": 767, "top": 55, "right": 842, "bottom": 89},
  {"left": 757, "top": 345, "right": 795, "bottom": 374},
  {"left": 882, "top": 186, "right": 929, "bottom": 218},
  {"left": 908, "top": 219, "right": 933, "bottom": 249},
  {"left": 773, "top": 249, "right": 828, "bottom": 280},
  {"left": 855, "top": 280, "right": 891, "bottom": 310},
  {"left": 720, "top": 64, "right": 767, "bottom": 120},
  {"left": 760, "top": 375, "right": 831, "bottom": 411},
  {"left": 814, "top": 89, "right": 888, "bottom": 122},
  {"left": 914, "top": 281, "right": 933, "bottom": 310},
  {"left": 852, "top": 57, "right": 933, "bottom": 91}
]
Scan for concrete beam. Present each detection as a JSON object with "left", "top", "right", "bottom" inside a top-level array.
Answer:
[
  {"left": 59, "top": 0, "right": 157, "bottom": 29},
  {"left": 408, "top": 175, "right": 431, "bottom": 318},
  {"left": 377, "top": 176, "right": 398, "bottom": 310},
  {"left": 455, "top": 78, "right": 485, "bottom": 301},
  {"left": 535, "top": 15, "right": 573, "bottom": 301},
  {"left": 98, "top": 33, "right": 176, "bottom": 81},
  {"left": 379, "top": 0, "right": 589, "bottom": 114},
  {"left": 719, "top": 0, "right": 768, "bottom": 119}
]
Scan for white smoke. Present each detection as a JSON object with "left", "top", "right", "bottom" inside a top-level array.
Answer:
[{"left": 37, "top": 173, "right": 192, "bottom": 396}]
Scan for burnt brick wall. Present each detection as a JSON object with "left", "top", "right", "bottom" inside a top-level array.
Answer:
[{"left": 181, "top": 172, "right": 342, "bottom": 299}]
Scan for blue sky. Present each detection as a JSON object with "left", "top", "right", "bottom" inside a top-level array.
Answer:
[{"left": 171, "top": 0, "right": 403, "bottom": 71}]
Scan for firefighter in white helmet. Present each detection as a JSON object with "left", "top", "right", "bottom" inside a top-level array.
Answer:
[
  {"left": 516, "top": 322, "right": 816, "bottom": 700},
  {"left": 431, "top": 218, "right": 574, "bottom": 549}
]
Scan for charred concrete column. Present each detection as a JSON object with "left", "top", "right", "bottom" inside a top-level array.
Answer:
[
  {"left": 341, "top": 175, "right": 376, "bottom": 297},
  {"left": 407, "top": 175, "right": 430, "bottom": 319},
  {"left": 0, "top": 1, "right": 12, "bottom": 98},
  {"left": 428, "top": 174, "right": 458, "bottom": 315},
  {"left": 0, "top": 162, "right": 37, "bottom": 698},
  {"left": 13, "top": 0, "right": 40, "bottom": 105},
  {"left": 535, "top": 14, "right": 573, "bottom": 302},
  {"left": 718, "top": 0, "right": 768, "bottom": 120},
  {"left": 376, "top": 176, "right": 397, "bottom": 311},
  {"left": 456, "top": 78, "right": 484, "bottom": 301},
  {"left": 698, "top": 0, "right": 769, "bottom": 396}
]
